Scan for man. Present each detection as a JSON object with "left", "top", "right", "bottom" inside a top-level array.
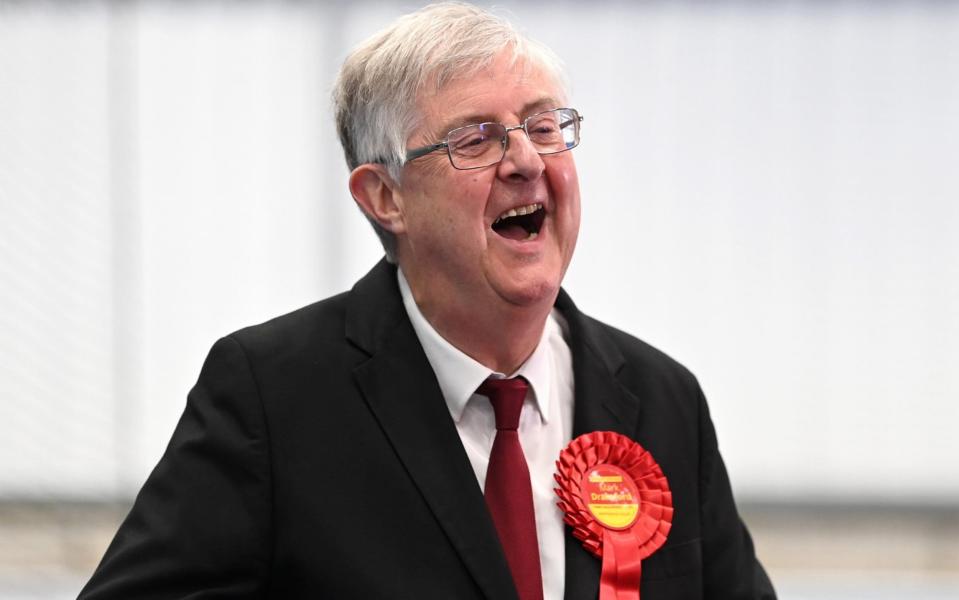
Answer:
[{"left": 81, "top": 3, "right": 775, "bottom": 599}]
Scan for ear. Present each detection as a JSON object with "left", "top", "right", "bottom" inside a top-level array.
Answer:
[{"left": 349, "top": 164, "right": 406, "bottom": 235}]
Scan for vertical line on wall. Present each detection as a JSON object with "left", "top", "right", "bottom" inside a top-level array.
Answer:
[{"left": 108, "top": 0, "right": 142, "bottom": 499}]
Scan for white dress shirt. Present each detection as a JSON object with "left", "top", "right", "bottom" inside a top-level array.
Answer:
[{"left": 398, "top": 269, "right": 575, "bottom": 600}]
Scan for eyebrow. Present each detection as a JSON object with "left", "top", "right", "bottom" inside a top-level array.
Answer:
[{"left": 433, "top": 97, "right": 561, "bottom": 139}]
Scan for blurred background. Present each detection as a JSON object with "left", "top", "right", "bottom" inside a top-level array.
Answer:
[{"left": 1, "top": 0, "right": 957, "bottom": 597}]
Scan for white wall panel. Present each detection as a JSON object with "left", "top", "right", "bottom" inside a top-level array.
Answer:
[
  {"left": 1, "top": 1, "right": 957, "bottom": 503},
  {"left": 0, "top": 5, "right": 119, "bottom": 496},
  {"left": 550, "top": 2, "right": 959, "bottom": 501}
]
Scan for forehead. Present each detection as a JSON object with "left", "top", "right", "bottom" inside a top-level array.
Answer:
[{"left": 413, "top": 54, "right": 566, "bottom": 139}]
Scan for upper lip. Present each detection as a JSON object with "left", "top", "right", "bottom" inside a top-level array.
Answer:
[
  {"left": 491, "top": 196, "right": 549, "bottom": 226},
  {"left": 492, "top": 201, "right": 544, "bottom": 225}
]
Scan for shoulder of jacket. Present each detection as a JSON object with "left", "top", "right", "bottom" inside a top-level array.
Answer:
[
  {"left": 581, "top": 313, "right": 702, "bottom": 396},
  {"left": 224, "top": 290, "right": 353, "bottom": 357}
]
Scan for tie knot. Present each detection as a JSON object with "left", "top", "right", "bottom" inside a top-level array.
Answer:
[{"left": 477, "top": 377, "right": 529, "bottom": 431}]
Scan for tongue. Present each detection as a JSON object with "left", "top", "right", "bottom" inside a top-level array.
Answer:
[{"left": 495, "top": 223, "right": 529, "bottom": 241}]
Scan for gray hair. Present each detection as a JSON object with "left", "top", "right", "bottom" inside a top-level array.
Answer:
[{"left": 332, "top": 1, "right": 569, "bottom": 262}]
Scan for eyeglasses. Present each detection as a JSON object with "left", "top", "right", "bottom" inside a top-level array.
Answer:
[{"left": 405, "top": 107, "right": 583, "bottom": 170}]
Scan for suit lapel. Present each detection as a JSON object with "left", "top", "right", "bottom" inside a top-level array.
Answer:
[
  {"left": 346, "top": 261, "right": 519, "bottom": 600},
  {"left": 555, "top": 290, "right": 642, "bottom": 600}
]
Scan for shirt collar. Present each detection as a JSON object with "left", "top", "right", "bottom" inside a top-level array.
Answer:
[{"left": 397, "top": 268, "right": 554, "bottom": 425}]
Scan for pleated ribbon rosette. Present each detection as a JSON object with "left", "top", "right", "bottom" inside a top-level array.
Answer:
[{"left": 554, "top": 431, "right": 673, "bottom": 600}]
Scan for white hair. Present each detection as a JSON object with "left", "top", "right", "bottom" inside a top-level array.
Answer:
[{"left": 332, "top": 1, "right": 569, "bottom": 261}]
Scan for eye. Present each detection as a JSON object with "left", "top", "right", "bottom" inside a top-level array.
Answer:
[
  {"left": 460, "top": 133, "right": 489, "bottom": 148},
  {"left": 527, "top": 117, "right": 560, "bottom": 143},
  {"left": 452, "top": 132, "right": 495, "bottom": 157},
  {"left": 450, "top": 123, "right": 504, "bottom": 158}
]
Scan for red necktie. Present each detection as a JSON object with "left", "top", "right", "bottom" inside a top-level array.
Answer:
[{"left": 478, "top": 377, "right": 544, "bottom": 600}]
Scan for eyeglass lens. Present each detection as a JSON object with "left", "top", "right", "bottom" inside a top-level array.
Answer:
[{"left": 446, "top": 108, "right": 580, "bottom": 169}]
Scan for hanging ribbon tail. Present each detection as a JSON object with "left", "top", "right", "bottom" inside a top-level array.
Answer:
[{"left": 599, "top": 529, "right": 643, "bottom": 600}]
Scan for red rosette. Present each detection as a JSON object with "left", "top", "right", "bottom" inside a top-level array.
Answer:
[{"left": 554, "top": 431, "right": 673, "bottom": 600}]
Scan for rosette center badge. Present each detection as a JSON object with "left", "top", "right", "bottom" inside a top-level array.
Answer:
[{"left": 581, "top": 465, "right": 640, "bottom": 530}]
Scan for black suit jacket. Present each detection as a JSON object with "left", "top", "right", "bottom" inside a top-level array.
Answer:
[{"left": 80, "top": 260, "right": 775, "bottom": 599}]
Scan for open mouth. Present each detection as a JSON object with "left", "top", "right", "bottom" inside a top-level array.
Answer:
[{"left": 491, "top": 203, "right": 546, "bottom": 241}]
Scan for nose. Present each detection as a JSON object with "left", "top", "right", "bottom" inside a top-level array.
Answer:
[{"left": 496, "top": 127, "right": 545, "bottom": 182}]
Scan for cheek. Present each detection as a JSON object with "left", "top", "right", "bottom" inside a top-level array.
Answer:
[
  {"left": 548, "top": 161, "right": 581, "bottom": 214},
  {"left": 401, "top": 166, "right": 496, "bottom": 241},
  {"left": 455, "top": 173, "right": 497, "bottom": 217}
]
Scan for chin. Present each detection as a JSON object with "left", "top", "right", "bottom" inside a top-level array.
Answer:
[{"left": 494, "top": 273, "right": 562, "bottom": 308}]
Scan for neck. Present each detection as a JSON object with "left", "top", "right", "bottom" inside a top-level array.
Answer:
[{"left": 402, "top": 272, "right": 554, "bottom": 375}]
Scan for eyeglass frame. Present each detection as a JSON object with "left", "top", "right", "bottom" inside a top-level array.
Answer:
[{"left": 404, "top": 107, "right": 584, "bottom": 170}]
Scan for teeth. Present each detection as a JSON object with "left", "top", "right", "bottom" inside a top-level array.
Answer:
[
  {"left": 527, "top": 231, "right": 538, "bottom": 241},
  {"left": 494, "top": 202, "right": 542, "bottom": 224}
]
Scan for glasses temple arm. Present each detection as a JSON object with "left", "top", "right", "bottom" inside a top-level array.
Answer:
[{"left": 406, "top": 141, "right": 449, "bottom": 162}]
